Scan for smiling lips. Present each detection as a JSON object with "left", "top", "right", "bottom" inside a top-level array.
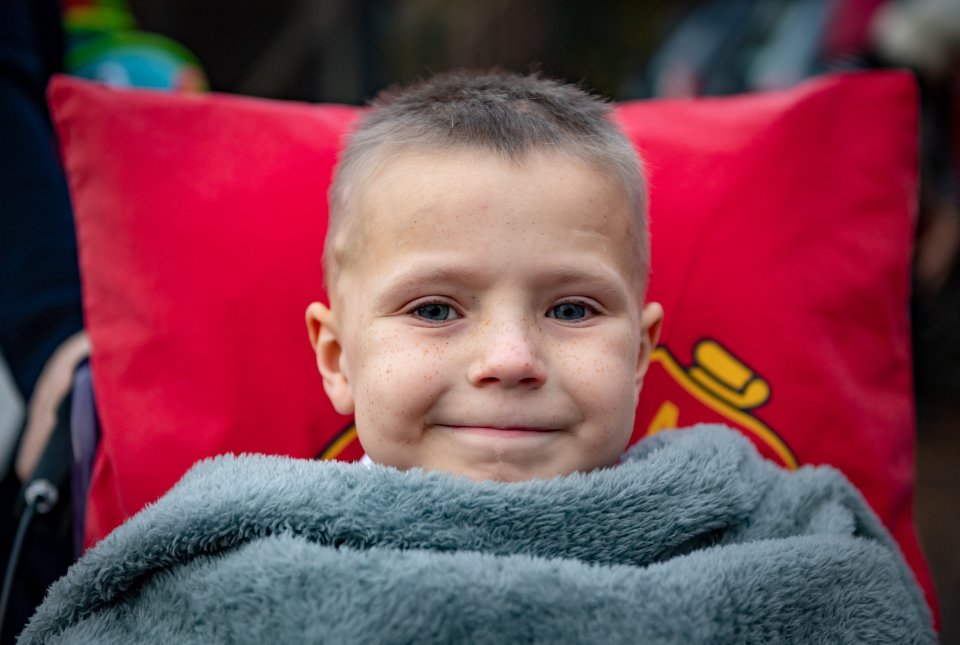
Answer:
[{"left": 439, "top": 424, "right": 560, "bottom": 438}]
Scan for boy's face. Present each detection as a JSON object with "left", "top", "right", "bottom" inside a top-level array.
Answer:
[{"left": 307, "top": 150, "right": 662, "bottom": 481}]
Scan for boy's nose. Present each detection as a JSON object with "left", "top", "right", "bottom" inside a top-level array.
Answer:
[{"left": 467, "top": 321, "right": 547, "bottom": 389}]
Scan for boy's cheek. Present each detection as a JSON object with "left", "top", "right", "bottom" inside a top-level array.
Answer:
[
  {"left": 566, "top": 334, "right": 642, "bottom": 402},
  {"left": 351, "top": 342, "right": 440, "bottom": 409},
  {"left": 355, "top": 332, "right": 447, "bottom": 379}
]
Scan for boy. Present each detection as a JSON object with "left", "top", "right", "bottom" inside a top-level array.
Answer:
[
  {"left": 21, "top": 72, "right": 934, "bottom": 644},
  {"left": 305, "top": 70, "right": 663, "bottom": 482}
]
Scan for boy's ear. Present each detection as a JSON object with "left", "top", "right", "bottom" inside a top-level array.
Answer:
[
  {"left": 305, "top": 302, "right": 355, "bottom": 415},
  {"left": 635, "top": 302, "right": 664, "bottom": 393}
]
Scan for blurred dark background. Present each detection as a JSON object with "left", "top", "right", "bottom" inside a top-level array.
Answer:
[
  {"left": 123, "top": 0, "right": 676, "bottom": 105},
  {"left": 1, "top": 0, "right": 958, "bottom": 642}
]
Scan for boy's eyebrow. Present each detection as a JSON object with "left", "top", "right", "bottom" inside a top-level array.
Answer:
[
  {"left": 372, "top": 262, "right": 489, "bottom": 299},
  {"left": 532, "top": 267, "right": 634, "bottom": 305},
  {"left": 372, "top": 259, "right": 632, "bottom": 302}
]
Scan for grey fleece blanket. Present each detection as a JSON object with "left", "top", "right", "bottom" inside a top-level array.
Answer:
[{"left": 21, "top": 425, "right": 934, "bottom": 644}]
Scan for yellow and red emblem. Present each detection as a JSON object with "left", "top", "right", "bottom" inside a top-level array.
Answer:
[{"left": 637, "top": 338, "right": 796, "bottom": 469}]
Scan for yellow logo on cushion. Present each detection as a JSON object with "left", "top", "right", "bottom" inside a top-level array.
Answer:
[
  {"left": 319, "top": 423, "right": 360, "bottom": 461},
  {"left": 643, "top": 339, "right": 797, "bottom": 469}
]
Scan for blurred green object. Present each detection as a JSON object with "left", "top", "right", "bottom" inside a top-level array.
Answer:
[
  {"left": 64, "top": 3, "right": 135, "bottom": 34},
  {"left": 63, "top": 0, "right": 207, "bottom": 91}
]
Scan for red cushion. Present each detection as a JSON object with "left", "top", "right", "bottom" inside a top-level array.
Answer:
[{"left": 48, "top": 71, "right": 935, "bottom": 615}]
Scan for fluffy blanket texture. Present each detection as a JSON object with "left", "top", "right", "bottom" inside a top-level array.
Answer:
[{"left": 21, "top": 425, "right": 934, "bottom": 644}]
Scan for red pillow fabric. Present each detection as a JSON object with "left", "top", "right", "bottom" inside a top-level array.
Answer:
[{"left": 48, "top": 71, "right": 935, "bottom": 614}]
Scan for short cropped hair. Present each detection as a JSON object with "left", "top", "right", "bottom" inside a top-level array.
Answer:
[{"left": 325, "top": 70, "right": 648, "bottom": 289}]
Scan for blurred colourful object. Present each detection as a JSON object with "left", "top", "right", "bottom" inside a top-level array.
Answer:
[{"left": 63, "top": 0, "right": 207, "bottom": 92}]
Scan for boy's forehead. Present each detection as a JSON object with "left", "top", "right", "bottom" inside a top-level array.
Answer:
[
  {"left": 361, "top": 151, "right": 628, "bottom": 243},
  {"left": 358, "top": 148, "right": 629, "bottom": 222},
  {"left": 331, "top": 148, "right": 647, "bottom": 299}
]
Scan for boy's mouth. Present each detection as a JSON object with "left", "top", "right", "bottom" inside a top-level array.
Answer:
[{"left": 436, "top": 424, "right": 560, "bottom": 437}]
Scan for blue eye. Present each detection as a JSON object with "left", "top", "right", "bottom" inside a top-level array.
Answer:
[
  {"left": 549, "top": 302, "right": 588, "bottom": 321},
  {"left": 413, "top": 303, "right": 458, "bottom": 322}
]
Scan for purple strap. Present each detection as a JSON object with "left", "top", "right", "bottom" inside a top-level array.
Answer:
[{"left": 69, "top": 361, "right": 99, "bottom": 558}]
